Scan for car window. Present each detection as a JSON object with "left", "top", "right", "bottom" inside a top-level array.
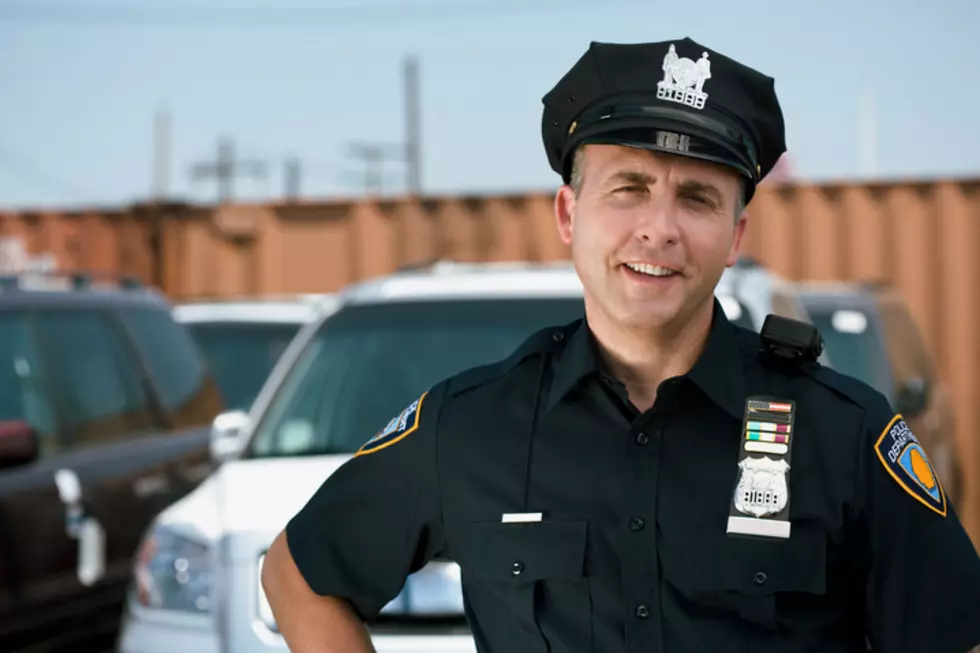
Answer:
[
  {"left": 248, "top": 298, "right": 587, "bottom": 458},
  {"left": 120, "top": 307, "right": 224, "bottom": 429},
  {"left": 875, "top": 296, "right": 935, "bottom": 389},
  {"left": 806, "top": 304, "right": 893, "bottom": 397},
  {"left": 185, "top": 321, "right": 302, "bottom": 411},
  {"left": 0, "top": 311, "right": 59, "bottom": 455},
  {"left": 33, "top": 310, "right": 161, "bottom": 449}
]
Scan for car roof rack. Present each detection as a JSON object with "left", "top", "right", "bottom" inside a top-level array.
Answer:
[{"left": 0, "top": 270, "right": 144, "bottom": 292}]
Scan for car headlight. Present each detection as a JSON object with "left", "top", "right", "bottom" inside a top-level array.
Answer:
[
  {"left": 381, "top": 561, "right": 464, "bottom": 617},
  {"left": 132, "top": 524, "right": 213, "bottom": 614}
]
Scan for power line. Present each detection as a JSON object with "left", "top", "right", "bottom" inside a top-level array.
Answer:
[
  {"left": 0, "top": 141, "right": 94, "bottom": 201},
  {"left": 0, "top": 1, "right": 646, "bottom": 27},
  {"left": 189, "top": 137, "right": 267, "bottom": 204}
]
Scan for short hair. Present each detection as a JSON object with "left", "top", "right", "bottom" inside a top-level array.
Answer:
[{"left": 567, "top": 145, "right": 746, "bottom": 219}]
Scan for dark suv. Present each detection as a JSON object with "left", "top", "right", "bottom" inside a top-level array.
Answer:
[{"left": 0, "top": 272, "right": 225, "bottom": 652}]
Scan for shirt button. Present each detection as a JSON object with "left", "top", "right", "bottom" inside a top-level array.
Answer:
[
  {"left": 512, "top": 561, "right": 524, "bottom": 576},
  {"left": 635, "top": 432, "right": 649, "bottom": 445},
  {"left": 753, "top": 571, "right": 768, "bottom": 585},
  {"left": 629, "top": 517, "right": 646, "bottom": 531},
  {"left": 635, "top": 604, "right": 649, "bottom": 619}
]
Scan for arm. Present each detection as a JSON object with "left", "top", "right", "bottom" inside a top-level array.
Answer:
[
  {"left": 259, "top": 387, "right": 447, "bottom": 652},
  {"left": 261, "top": 531, "right": 376, "bottom": 653},
  {"left": 858, "top": 403, "right": 980, "bottom": 653}
]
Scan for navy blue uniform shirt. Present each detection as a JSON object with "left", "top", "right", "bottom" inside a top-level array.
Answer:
[{"left": 286, "top": 300, "right": 980, "bottom": 652}]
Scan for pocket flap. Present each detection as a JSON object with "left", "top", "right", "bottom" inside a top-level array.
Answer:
[{"left": 456, "top": 520, "right": 587, "bottom": 583}]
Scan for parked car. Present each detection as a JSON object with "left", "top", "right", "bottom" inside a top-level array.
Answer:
[
  {"left": 0, "top": 272, "right": 225, "bottom": 652},
  {"left": 794, "top": 281, "right": 961, "bottom": 504},
  {"left": 174, "top": 296, "right": 328, "bottom": 412},
  {"left": 115, "top": 259, "right": 822, "bottom": 653}
]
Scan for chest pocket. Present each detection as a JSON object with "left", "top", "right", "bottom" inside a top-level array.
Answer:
[
  {"left": 673, "top": 526, "right": 828, "bottom": 632},
  {"left": 454, "top": 519, "right": 591, "bottom": 653}
]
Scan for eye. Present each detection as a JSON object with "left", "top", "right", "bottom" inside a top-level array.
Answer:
[
  {"left": 684, "top": 194, "right": 716, "bottom": 208},
  {"left": 614, "top": 185, "right": 644, "bottom": 194}
]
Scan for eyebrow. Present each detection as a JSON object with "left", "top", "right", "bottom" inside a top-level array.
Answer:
[
  {"left": 604, "top": 170, "right": 725, "bottom": 203},
  {"left": 604, "top": 170, "right": 656, "bottom": 187}
]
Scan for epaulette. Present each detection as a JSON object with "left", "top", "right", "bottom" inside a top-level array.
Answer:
[
  {"left": 799, "top": 362, "right": 884, "bottom": 412},
  {"left": 446, "top": 320, "right": 580, "bottom": 397}
]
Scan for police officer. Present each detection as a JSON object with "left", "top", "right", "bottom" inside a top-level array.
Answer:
[{"left": 262, "top": 37, "right": 980, "bottom": 652}]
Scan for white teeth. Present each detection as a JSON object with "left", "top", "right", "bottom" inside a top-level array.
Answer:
[{"left": 625, "top": 263, "right": 676, "bottom": 277}]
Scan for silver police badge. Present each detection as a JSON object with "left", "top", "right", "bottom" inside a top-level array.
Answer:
[{"left": 733, "top": 455, "right": 790, "bottom": 518}]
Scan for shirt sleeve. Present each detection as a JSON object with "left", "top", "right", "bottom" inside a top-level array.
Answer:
[
  {"left": 858, "top": 396, "right": 980, "bottom": 653},
  {"left": 283, "top": 383, "right": 447, "bottom": 621}
]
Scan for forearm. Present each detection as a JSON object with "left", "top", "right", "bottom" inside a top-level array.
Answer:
[{"left": 261, "top": 532, "right": 376, "bottom": 653}]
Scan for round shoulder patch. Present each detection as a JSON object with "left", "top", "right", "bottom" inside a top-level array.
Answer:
[
  {"left": 874, "top": 414, "right": 947, "bottom": 517},
  {"left": 356, "top": 392, "right": 428, "bottom": 457}
]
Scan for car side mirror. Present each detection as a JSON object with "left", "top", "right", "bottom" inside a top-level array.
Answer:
[
  {"left": 0, "top": 420, "right": 39, "bottom": 470},
  {"left": 896, "top": 377, "right": 929, "bottom": 417},
  {"left": 210, "top": 410, "right": 251, "bottom": 464}
]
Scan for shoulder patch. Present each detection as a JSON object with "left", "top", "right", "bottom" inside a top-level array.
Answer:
[
  {"left": 356, "top": 392, "right": 428, "bottom": 457},
  {"left": 874, "top": 414, "right": 947, "bottom": 517}
]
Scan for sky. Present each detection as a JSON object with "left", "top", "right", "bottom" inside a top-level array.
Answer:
[{"left": 0, "top": 0, "right": 977, "bottom": 211}]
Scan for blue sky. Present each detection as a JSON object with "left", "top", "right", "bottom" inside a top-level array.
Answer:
[{"left": 0, "top": 0, "right": 977, "bottom": 210}]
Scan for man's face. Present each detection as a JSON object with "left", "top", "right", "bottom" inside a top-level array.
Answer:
[{"left": 555, "top": 144, "right": 747, "bottom": 333}]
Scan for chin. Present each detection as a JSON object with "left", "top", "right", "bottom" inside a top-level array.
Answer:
[{"left": 614, "top": 304, "right": 681, "bottom": 330}]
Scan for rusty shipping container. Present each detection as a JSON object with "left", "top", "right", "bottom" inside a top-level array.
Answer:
[{"left": 2, "top": 177, "right": 979, "bottom": 547}]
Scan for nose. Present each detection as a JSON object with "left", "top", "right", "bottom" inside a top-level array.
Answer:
[{"left": 635, "top": 195, "right": 680, "bottom": 247}]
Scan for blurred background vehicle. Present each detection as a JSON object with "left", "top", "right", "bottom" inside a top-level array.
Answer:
[
  {"left": 116, "top": 258, "right": 825, "bottom": 653},
  {"left": 173, "top": 295, "right": 328, "bottom": 412},
  {"left": 0, "top": 272, "right": 224, "bottom": 653},
  {"left": 794, "top": 281, "right": 962, "bottom": 504}
]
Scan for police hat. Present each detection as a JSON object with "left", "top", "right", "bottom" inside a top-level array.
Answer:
[{"left": 541, "top": 37, "right": 786, "bottom": 202}]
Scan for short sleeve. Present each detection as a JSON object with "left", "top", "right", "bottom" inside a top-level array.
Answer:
[
  {"left": 858, "top": 397, "right": 980, "bottom": 653},
  {"left": 284, "top": 383, "right": 447, "bottom": 621}
]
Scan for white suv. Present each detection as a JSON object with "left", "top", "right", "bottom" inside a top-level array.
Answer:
[{"left": 116, "top": 260, "right": 815, "bottom": 653}]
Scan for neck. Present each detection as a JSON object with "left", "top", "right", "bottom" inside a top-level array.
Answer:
[{"left": 586, "top": 299, "right": 715, "bottom": 412}]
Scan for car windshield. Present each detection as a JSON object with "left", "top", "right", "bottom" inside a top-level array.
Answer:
[
  {"left": 805, "top": 304, "right": 892, "bottom": 396},
  {"left": 187, "top": 321, "right": 302, "bottom": 411},
  {"left": 247, "top": 294, "right": 754, "bottom": 458},
  {"left": 247, "top": 298, "right": 587, "bottom": 458}
]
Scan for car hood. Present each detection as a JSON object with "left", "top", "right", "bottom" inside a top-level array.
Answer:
[{"left": 156, "top": 454, "right": 351, "bottom": 545}]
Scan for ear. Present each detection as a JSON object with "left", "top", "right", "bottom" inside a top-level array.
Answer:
[
  {"left": 725, "top": 212, "right": 749, "bottom": 268},
  {"left": 554, "top": 185, "right": 576, "bottom": 246}
]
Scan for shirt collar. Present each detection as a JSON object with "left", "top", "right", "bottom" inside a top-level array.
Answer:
[
  {"left": 546, "top": 318, "right": 602, "bottom": 411},
  {"left": 686, "top": 298, "right": 750, "bottom": 420},
  {"left": 545, "top": 298, "right": 748, "bottom": 419}
]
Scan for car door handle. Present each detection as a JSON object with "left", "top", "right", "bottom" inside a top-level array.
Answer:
[{"left": 133, "top": 473, "right": 171, "bottom": 498}]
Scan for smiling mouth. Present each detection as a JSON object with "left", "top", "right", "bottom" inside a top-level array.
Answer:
[{"left": 623, "top": 262, "right": 680, "bottom": 278}]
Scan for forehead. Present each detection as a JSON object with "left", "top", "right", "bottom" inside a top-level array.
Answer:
[{"left": 583, "top": 144, "right": 740, "bottom": 185}]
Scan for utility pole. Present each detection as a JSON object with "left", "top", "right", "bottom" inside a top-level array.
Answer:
[
  {"left": 283, "top": 156, "right": 302, "bottom": 201},
  {"left": 857, "top": 83, "right": 877, "bottom": 179},
  {"left": 403, "top": 55, "right": 422, "bottom": 194},
  {"left": 342, "top": 54, "right": 422, "bottom": 196},
  {"left": 189, "top": 136, "right": 267, "bottom": 204},
  {"left": 151, "top": 104, "right": 171, "bottom": 201}
]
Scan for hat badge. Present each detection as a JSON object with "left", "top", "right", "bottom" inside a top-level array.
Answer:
[{"left": 657, "top": 44, "right": 712, "bottom": 111}]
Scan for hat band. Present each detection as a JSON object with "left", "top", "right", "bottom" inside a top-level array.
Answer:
[{"left": 569, "top": 102, "right": 759, "bottom": 177}]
